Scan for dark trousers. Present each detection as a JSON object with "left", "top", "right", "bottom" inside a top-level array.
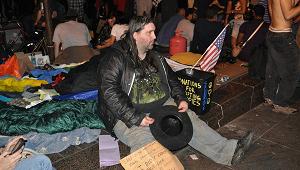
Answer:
[{"left": 264, "top": 31, "right": 300, "bottom": 106}]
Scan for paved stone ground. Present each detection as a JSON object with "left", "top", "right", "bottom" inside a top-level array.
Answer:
[
  {"left": 49, "top": 88, "right": 300, "bottom": 169},
  {"left": 176, "top": 88, "right": 300, "bottom": 170}
]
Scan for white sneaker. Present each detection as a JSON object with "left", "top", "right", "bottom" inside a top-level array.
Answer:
[
  {"left": 263, "top": 98, "right": 273, "bottom": 106},
  {"left": 272, "top": 104, "right": 298, "bottom": 115}
]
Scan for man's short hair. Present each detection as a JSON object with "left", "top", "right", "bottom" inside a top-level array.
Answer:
[
  {"left": 253, "top": 4, "right": 265, "bottom": 17},
  {"left": 185, "top": 8, "right": 194, "bottom": 17},
  {"left": 116, "top": 11, "right": 129, "bottom": 25},
  {"left": 65, "top": 9, "right": 78, "bottom": 21}
]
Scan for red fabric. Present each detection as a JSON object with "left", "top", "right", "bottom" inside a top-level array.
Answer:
[
  {"left": 52, "top": 73, "right": 65, "bottom": 87},
  {"left": 0, "top": 55, "right": 22, "bottom": 78},
  {"left": 114, "top": 0, "right": 127, "bottom": 12},
  {"left": 95, "top": 0, "right": 100, "bottom": 10}
]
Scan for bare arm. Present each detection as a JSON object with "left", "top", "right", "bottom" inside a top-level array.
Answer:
[
  {"left": 54, "top": 42, "right": 60, "bottom": 58},
  {"left": 280, "top": 0, "right": 300, "bottom": 20},
  {"left": 35, "top": 10, "right": 42, "bottom": 26},
  {"left": 96, "top": 36, "right": 116, "bottom": 49},
  {"left": 225, "top": 0, "right": 233, "bottom": 24},
  {"left": 226, "top": 0, "right": 233, "bottom": 14}
]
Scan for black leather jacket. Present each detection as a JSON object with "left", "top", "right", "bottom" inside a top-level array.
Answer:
[{"left": 97, "top": 40, "right": 187, "bottom": 135}]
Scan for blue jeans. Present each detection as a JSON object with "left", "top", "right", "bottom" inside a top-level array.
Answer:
[
  {"left": 113, "top": 98, "right": 238, "bottom": 165},
  {"left": 265, "top": 31, "right": 300, "bottom": 106},
  {"left": 15, "top": 154, "right": 53, "bottom": 170}
]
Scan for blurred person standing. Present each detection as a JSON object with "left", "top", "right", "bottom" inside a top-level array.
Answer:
[
  {"left": 225, "top": 0, "right": 248, "bottom": 53},
  {"left": 263, "top": 0, "right": 300, "bottom": 114}
]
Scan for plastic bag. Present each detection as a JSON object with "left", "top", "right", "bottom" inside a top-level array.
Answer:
[{"left": 0, "top": 55, "right": 22, "bottom": 78}]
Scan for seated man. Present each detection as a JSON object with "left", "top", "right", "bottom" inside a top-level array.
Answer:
[
  {"left": 175, "top": 8, "right": 195, "bottom": 51},
  {"left": 94, "top": 13, "right": 116, "bottom": 48},
  {"left": 156, "top": 8, "right": 185, "bottom": 47},
  {"left": 97, "top": 16, "right": 254, "bottom": 166},
  {"left": 0, "top": 136, "right": 53, "bottom": 170},
  {"left": 53, "top": 10, "right": 96, "bottom": 65},
  {"left": 233, "top": 4, "right": 269, "bottom": 62},
  {"left": 96, "top": 14, "right": 129, "bottom": 50},
  {"left": 190, "top": 6, "right": 223, "bottom": 54}
]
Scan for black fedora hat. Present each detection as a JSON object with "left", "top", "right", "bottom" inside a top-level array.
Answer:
[{"left": 149, "top": 105, "right": 193, "bottom": 151}]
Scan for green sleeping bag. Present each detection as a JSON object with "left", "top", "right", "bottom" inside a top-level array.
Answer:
[{"left": 0, "top": 100, "right": 105, "bottom": 135}]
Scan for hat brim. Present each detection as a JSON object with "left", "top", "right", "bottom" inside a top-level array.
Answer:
[{"left": 149, "top": 105, "right": 193, "bottom": 151}]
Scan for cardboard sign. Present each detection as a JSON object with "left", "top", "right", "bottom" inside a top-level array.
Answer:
[{"left": 120, "top": 141, "right": 184, "bottom": 170}]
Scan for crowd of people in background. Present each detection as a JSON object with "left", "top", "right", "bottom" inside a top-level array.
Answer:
[{"left": 0, "top": 0, "right": 299, "bottom": 61}]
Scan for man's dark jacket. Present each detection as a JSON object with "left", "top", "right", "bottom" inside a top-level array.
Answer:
[{"left": 97, "top": 40, "right": 187, "bottom": 135}]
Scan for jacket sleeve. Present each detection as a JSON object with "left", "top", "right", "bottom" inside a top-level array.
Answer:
[
  {"left": 159, "top": 55, "right": 188, "bottom": 105},
  {"left": 97, "top": 52, "right": 145, "bottom": 128}
]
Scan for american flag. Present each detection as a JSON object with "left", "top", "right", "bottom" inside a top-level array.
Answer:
[{"left": 199, "top": 25, "right": 228, "bottom": 72}]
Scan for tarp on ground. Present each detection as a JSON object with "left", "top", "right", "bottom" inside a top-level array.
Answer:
[
  {"left": 53, "top": 89, "right": 98, "bottom": 101},
  {"left": 0, "top": 100, "right": 104, "bottom": 135}
]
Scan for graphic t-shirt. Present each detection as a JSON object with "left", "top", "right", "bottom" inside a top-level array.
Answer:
[{"left": 129, "top": 67, "right": 169, "bottom": 114}]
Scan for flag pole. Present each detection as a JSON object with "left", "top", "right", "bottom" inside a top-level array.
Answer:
[{"left": 190, "top": 24, "right": 229, "bottom": 70}]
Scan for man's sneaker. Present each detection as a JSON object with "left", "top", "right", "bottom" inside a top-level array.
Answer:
[
  {"left": 272, "top": 105, "right": 298, "bottom": 115},
  {"left": 263, "top": 98, "right": 273, "bottom": 106},
  {"left": 231, "top": 131, "right": 254, "bottom": 165}
]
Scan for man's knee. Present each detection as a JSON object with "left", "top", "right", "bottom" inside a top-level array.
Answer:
[
  {"left": 187, "top": 109, "right": 207, "bottom": 127},
  {"left": 130, "top": 138, "right": 155, "bottom": 153},
  {"left": 30, "top": 155, "right": 52, "bottom": 166},
  {"left": 16, "top": 154, "right": 52, "bottom": 170}
]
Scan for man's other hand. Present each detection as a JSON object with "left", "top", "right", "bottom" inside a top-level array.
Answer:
[
  {"left": 0, "top": 136, "right": 24, "bottom": 170},
  {"left": 178, "top": 101, "right": 188, "bottom": 112},
  {"left": 140, "top": 116, "right": 155, "bottom": 126}
]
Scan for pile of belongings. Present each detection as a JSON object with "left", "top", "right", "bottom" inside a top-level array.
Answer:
[{"left": 0, "top": 51, "right": 105, "bottom": 135}]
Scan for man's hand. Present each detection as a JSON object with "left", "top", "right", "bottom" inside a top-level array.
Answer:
[
  {"left": 178, "top": 101, "right": 188, "bottom": 112},
  {"left": 4, "top": 136, "right": 25, "bottom": 154},
  {"left": 140, "top": 116, "right": 155, "bottom": 126},
  {"left": 0, "top": 136, "right": 24, "bottom": 170}
]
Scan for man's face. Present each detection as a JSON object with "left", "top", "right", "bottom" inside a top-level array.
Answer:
[
  {"left": 133, "top": 23, "right": 156, "bottom": 51},
  {"left": 108, "top": 17, "right": 116, "bottom": 27}
]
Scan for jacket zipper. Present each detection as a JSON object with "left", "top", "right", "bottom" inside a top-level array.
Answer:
[
  {"left": 159, "top": 57, "right": 171, "bottom": 93},
  {"left": 127, "top": 72, "right": 135, "bottom": 95}
]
